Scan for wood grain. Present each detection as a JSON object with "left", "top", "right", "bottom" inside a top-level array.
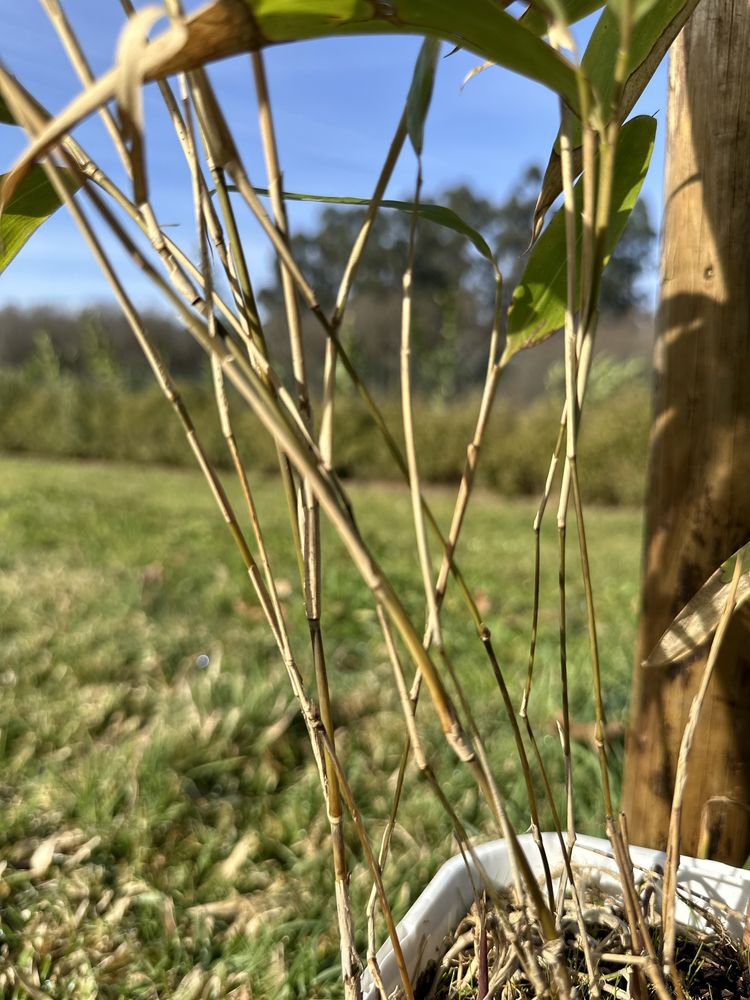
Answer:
[{"left": 622, "top": 0, "right": 750, "bottom": 866}]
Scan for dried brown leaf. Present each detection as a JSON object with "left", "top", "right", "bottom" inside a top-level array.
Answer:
[
  {"left": 28, "top": 835, "right": 59, "bottom": 877},
  {"left": 103, "top": 895, "right": 133, "bottom": 926},
  {"left": 211, "top": 832, "right": 259, "bottom": 881},
  {"left": 461, "top": 60, "right": 494, "bottom": 90},
  {"left": 188, "top": 897, "right": 247, "bottom": 920},
  {"left": 173, "top": 968, "right": 206, "bottom": 1000},
  {"left": 644, "top": 563, "right": 750, "bottom": 668}
]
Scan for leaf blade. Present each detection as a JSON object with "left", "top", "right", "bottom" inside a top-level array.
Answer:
[
  {"left": 503, "top": 114, "right": 655, "bottom": 360},
  {"left": 1, "top": 165, "right": 80, "bottom": 276},
  {"left": 1, "top": 0, "right": 583, "bottom": 207},
  {"left": 243, "top": 186, "right": 497, "bottom": 266},
  {"left": 242, "top": 0, "right": 583, "bottom": 113},
  {"left": 406, "top": 37, "right": 440, "bottom": 156},
  {"left": 644, "top": 559, "right": 750, "bottom": 669},
  {"left": 585, "top": 0, "right": 696, "bottom": 116},
  {"left": 532, "top": 0, "right": 698, "bottom": 232},
  {"left": 520, "top": 0, "right": 606, "bottom": 37}
]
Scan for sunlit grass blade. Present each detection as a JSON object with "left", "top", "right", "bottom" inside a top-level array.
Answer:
[
  {"left": 0, "top": 164, "right": 80, "bottom": 274},
  {"left": 503, "top": 115, "right": 655, "bottom": 361}
]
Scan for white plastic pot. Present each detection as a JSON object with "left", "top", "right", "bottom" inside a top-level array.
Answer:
[{"left": 363, "top": 832, "right": 750, "bottom": 999}]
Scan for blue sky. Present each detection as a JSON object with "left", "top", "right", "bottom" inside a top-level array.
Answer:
[{"left": 1, "top": 2, "right": 668, "bottom": 312}]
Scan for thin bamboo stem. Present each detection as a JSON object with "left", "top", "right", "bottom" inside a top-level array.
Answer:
[
  {"left": 556, "top": 98, "right": 579, "bottom": 530},
  {"left": 432, "top": 280, "right": 503, "bottom": 618},
  {"left": 185, "top": 68, "right": 307, "bottom": 585},
  {"left": 391, "top": 157, "right": 566, "bottom": 980},
  {"left": 555, "top": 82, "right": 581, "bottom": 859},
  {"left": 606, "top": 818, "right": 672, "bottom": 1000},
  {"left": 481, "top": 636, "right": 555, "bottom": 909},
  {"left": 40, "top": 0, "right": 131, "bottom": 171},
  {"left": 614, "top": 814, "right": 647, "bottom": 1000},
  {"left": 400, "top": 165, "right": 442, "bottom": 648},
  {"left": 4, "top": 89, "right": 323, "bottom": 742},
  {"left": 557, "top": 527, "right": 574, "bottom": 846},
  {"left": 189, "top": 93, "right": 483, "bottom": 627},
  {"left": 372, "top": 610, "right": 543, "bottom": 995},
  {"left": 72, "top": 169, "right": 471, "bottom": 766},
  {"left": 366, "top": 294, "right": 505, "bottom": 970},
  {"left": 511, "top": 41, "right": 603, "bottom": 991},
  {"left": 250, "top": 49, "right": 359, "bottom": 996},
  {"left": 83, "top": 134, "right": 576, "bottom": 983},
  {"left": 368, "top": 277, "right": 504, "bottom": 930},
  {"left": 321, "top": 109, "right": 407, "bottom": 464},
  {"left": 4, "top": 15, "right": 664, "bottom": 991},
  {"left": 228, "top": 141, "right": 486, "bottom": 624},
  {"left": 158, "top": 73, "right": 296, "bottom": 626},
  {"left": 8, "top": 85, "right": 396, "bottom": 996},
  {"left": 523, "top": 418, "right": 565, "bottom": 719},
  {"left": 177, "top": 58, "right": 290, "bottom": 655},
  {"left": 570, "top": 462, "right": 613, "bottom": 818},
  {"left": 55, "top": 118, "right": 328, "bottom": 488}
]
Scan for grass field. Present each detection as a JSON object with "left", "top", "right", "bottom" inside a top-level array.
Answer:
[{"left": 0, "top": 455, "right": 643, "bottom": 998}]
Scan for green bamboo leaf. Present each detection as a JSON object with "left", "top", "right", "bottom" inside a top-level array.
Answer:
[
  {"left": 644, "top": 550, "right": 750, "bottom": 669},
  {"left": 1, "top": 165, "right": 80, "bottom": 275},
  {"left": 532, "top": 0, "right": 697, "bottom": 231},
  {"left": 245, "top": 186, "right": 497, "bottom": 267},
  {"left": 238, "top": 0, "right": 582, "bottom": 113},
  {"left": 520, "top": 0, "right": 606, "bottom": 37},
  {"left": 607, "top": 0, "right": 662, "bottom": 23},
  {"left": 2, "top": 1, "right": 583, "bottom": 202},
  {"left": 503, "top": 115, "right": 655, "bottom": 361},
  {"left": 406, "top": 37, "right": 440, "bottom": 156},
  {"left": 585, "top": 0, "right": 697, "bottom": 114}
]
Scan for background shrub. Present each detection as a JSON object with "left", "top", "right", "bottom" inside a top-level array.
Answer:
[{"left": 0, "top": 360, "right": 651, "bottom": 504}]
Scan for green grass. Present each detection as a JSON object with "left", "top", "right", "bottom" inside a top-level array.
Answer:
[{"left": 0, "top": 455, "right": 642, "bottom": 998}]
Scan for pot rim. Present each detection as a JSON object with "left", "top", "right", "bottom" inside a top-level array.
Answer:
[{"left": 363, "top": 831, "right": 750, "bottom": 998}]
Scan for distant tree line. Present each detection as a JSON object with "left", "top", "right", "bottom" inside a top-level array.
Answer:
[
  {"left": 0, "top": 170, "right": 655, "bottom": 398},
  {"left": 0, "top": 304, "right": 204, "bottom": 380},
  {"left": 0, "top": 170, "right": 656, "bottom": 499},
  {"left": 259, "top": 169, "right": 655, "bottom": 396}
]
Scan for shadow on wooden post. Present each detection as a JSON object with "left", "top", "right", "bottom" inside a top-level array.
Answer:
[{"left": 622, "top": 0, "right": 750, "bottom": 866}]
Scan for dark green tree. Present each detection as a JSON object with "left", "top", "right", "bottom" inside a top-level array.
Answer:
[
  {"left": 599, "top": 199, "right": 656, "bottom": 313},
  {"left": 259, "top": 174, "right": 656, "bottom": 396}
]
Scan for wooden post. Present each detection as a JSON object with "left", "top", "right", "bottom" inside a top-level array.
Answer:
[{"left": 621, "top": 0, "right": 750, "bottom": 865}]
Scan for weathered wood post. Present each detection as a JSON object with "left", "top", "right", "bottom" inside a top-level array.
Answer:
[{"left": 622, "top": 0, "right": 750, "bottom": 865}]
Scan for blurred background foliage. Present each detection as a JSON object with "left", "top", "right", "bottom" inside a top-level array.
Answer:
[{"left": 0, "top": 172, "right": 656, "bottom": 506}]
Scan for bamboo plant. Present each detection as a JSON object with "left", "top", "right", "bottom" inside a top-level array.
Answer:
[{"left": 2, "top": 1, "right": 744, "bottom": 997}]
